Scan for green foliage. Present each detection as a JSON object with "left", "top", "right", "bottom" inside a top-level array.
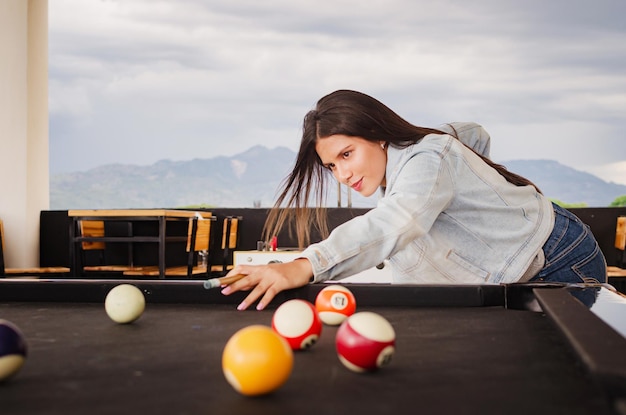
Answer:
[
  {"left": 610, "top": 195, "right": 626, "bottom": 207},
  {"left": 550, "top": 199, "right": 588, "bottom": 208},
  {"left": 178, "top": 204, "right": 216, "bottom": 209}
]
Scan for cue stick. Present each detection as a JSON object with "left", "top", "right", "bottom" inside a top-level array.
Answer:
[{"left": 203, "top": 273, "right": 246, "bottom": 289}]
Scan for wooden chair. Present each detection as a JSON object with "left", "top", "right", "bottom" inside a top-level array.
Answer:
[
  {"left": 210, "top": 216, "right": 242, "bottom": 276},
  {"left": 0, "top": 219, "right": 70, "bottom": 277},
  {"left": 608, "top": 216, "right": 626, "bottom": 277},
  {"left": 79, "top": 220, "right": 141, "bottom": 274},
  {"left": 124, "top": 216, "right": 216, "bottom": 278}
]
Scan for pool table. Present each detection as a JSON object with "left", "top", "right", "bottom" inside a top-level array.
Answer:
[{"left": 0, "top": 279, "right": 625, "bottom": 415}]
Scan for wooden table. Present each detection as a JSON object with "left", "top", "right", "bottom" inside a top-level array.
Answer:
[{"left": 68, "top": 209, "right": 212, "bottom": 279}]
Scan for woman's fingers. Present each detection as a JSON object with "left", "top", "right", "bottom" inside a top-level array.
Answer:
[
  {"left": 219, "top": 260, "right": 313, "bottom": 311},
  {"left": 220, "top": 266, "right": 253, "bottom": 294},
  {"left": 240, "top": 282, "right": 277, "bottom": 311}
]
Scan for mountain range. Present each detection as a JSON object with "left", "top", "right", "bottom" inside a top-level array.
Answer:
[{"left": 50, "top": 145, "right": 626, "bottom": 209}]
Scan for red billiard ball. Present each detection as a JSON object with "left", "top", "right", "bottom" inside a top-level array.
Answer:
[
  {"left": 315, "top": 285, "right": 356, "bottom": 325},
  {"left": 272, "top": 299, "right": 322, "bottom": 350},
  {"left": 335, "top": 311, "right": 396, "bottom": 372},
  {"left": 0, "top": 319, "right": 28, "bottom": 381}
]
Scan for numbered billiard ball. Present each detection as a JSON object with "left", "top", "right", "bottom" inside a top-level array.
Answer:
[
  {"left": 0, "top": 319, "right": 28, "bottom": 381},
  {"left": 222, "top": 325, "right": 293, "bottom": 396},
  {"left": 315, "top": 284, "right": 356, "bottom": 325},
  {"left": 105, "top": 284, "right": 146, "bottom": 324},
  {"left": 272, "top": 299, "right": 322, "bottom": 350},
  {"left": 335, "top": 311, "right": 396, "bottom": 372}
]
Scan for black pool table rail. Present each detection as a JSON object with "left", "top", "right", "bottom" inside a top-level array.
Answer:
[
  {"left": 0, "top": 278, "right": 510, "bottom": 307},
  {"left": 534, "top": 288, "right": 626, "bottom": 406}
]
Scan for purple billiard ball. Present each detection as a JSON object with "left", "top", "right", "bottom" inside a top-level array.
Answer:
[{"left": 0, "top": 319, "right": 28, "bottom": 381}]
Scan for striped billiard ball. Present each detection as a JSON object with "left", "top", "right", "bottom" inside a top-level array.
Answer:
[
  {"left": 315, "top": 285, "right": 356, "bottom": 326},
  {"left": 335, "top": 311, "right": 396, "bottom": 372},
  {"left": 272, "top": 299, "right": 323, "bottom": 350}
]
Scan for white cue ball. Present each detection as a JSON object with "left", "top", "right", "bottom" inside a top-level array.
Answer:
[{"left": 105, "top": 284, "right": 146, "bottom": 324}]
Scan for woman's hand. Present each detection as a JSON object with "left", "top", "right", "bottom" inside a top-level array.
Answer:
[{"left": 220, "top": 258, "right": 313, "bottom": 310}]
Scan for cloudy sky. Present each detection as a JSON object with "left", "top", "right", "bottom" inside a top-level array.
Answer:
[{"left": 49, "top": 0, "right": 626, "bottom": 184}]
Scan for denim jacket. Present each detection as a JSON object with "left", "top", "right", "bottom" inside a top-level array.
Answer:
[
  {"left": 301, "top": 131, "right": 554, "bottom": 284},
  {"left": 438, "top": 121, "right": 491, "bottom": 158}
]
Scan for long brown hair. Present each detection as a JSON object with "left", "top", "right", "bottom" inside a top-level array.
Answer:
[{"left": 263, "top": 90, "right": 540, "bottom": 248}]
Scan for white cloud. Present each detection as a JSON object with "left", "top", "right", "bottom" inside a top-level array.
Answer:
[
  {"left": 49, "top": 0, "right": 626, "bottom": 181},
  {"left": 583, "top": 161, "right": 626, "bottom": 186}
]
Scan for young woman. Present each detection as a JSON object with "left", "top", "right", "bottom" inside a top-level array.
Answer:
[{"left": 221, "top": 90, "right": 607, "bottom": 310}]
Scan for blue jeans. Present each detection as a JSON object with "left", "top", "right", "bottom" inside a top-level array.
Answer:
[{"left": 530, "top": 203, "right": 606, "bottom": 284}]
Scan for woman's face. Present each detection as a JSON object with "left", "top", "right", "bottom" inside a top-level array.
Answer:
[{"left": 315, "top": 134, "right": 387, "bottom": 197}]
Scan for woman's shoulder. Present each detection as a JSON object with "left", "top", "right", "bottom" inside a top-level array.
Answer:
[
  {"left": 387, "top": 134, "right": 454, "bottom": 159},
  {"left": 416, "top": 132, "right": 457, "bottom": 152},
  {"left": 437, "top": 122, "right": 491, "bottom": 158},
  {"left": 438, "top": 121, "right": 486, "bottom": 134},
  {"left": 386, "top": 135, "right": 454, "bottom": 175}
]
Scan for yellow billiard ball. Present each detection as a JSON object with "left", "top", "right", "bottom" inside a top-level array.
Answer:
[{"left": 222, "top": 325, "right": 293, "bottom": 396}]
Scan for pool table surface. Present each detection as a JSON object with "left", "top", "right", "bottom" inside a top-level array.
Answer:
[{"left": 0, "top": 279, "right": 625, "bottom": 415}]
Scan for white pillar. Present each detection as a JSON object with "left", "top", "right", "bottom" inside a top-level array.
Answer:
[{"left": 0, "top": 0, "right": 49, "bottom": 267}]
